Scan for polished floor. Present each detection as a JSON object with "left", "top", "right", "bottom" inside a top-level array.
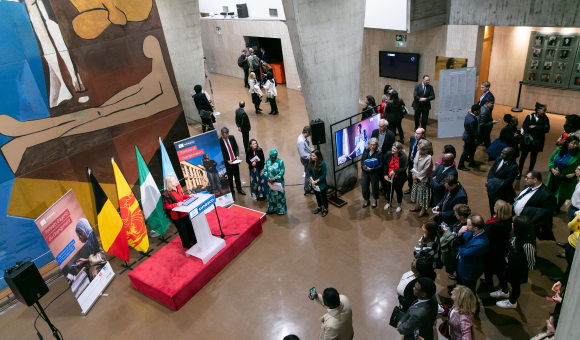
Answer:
[{"left": 0, "top": 73, "right": 571, "bottom": 340}]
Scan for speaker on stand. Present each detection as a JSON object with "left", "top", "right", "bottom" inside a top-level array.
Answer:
[
  {"left": 4, "top": 260, "right": 62, "bottom": 339},
  {"left": 309, "top": 119, "right": 326, "bottom": 147}
]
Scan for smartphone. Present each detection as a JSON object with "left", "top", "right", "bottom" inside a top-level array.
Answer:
[
  {"left": 413, "top": 328, "right": 420, "bottom": 340},
  {"left": 546, "top": 296, "right": 556, "bottom": 302},
  {"left": 441, "top": 223, "right": 449, "bottom": 230},
  {"left": 71, "top": 264, "right": 78, "bottom": 267},
  {"left": 309, "top": 287, "right": 317, "bottom": 300}
]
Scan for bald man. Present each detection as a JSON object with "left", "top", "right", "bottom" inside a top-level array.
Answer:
[
  {"left": 405, "top": 128, "right": 428, "bottom": 194},
  {"left": 429, "top": 153, "right": 458, "bottom": 205}
]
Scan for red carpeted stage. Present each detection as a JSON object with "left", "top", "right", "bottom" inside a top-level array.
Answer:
[{"left": 129, "top": 206, "right": 263, "bottom": 310}]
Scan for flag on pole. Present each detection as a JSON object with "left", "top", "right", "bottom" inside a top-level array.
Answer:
[
  {"left": 112, "top": 158, "right": 149, "bottom": 253},
  {"left": 135, "top": 146, "right": 171, "bottom": 236},
  {"left": 88, "top": 168, "right": 130, "bottom": 261},
  {"left": 159, "top": 137, "right": 176, "bottom": 188}
]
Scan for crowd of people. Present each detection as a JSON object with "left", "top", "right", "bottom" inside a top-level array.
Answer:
[{"left": 189, "top": 67, "right": 576, "bottom": 339}]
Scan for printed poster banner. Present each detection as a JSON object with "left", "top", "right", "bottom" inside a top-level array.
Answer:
[
  {"left": 35, "top": 190, "right": 115, "bottom": 316},
  {"left": 174, "top": 130, "right": 234, "bottom": 206},
  {"left": 437, "top": 67, "right": 477, "bottom": 138}
]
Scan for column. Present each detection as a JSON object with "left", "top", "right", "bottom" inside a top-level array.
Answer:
[
  {"left": 281, "top": 0, "right": 366, "bottom": 188},
  {"left": 156, "top": 0, "right": 205, "bottom": 123},
  {"left": 556, "top": 245, "right": 580, "bottom": 340}
]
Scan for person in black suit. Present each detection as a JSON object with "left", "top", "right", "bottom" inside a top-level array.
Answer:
[
  {"left": 191, "top": 85, "right": 214, "bottom": 132},
  {"left": 458, "top": 105, "right": 481, "bottom": 171},
  {"left": 433, "top": 176, "right": 468, "bottom": 226},
  {"left": 429, "top": 153, "right": 458, "bottom": 206},
  {"left": 235, "top": 101, "right": 251, "bottom": 151},
  {"left": 477, "top": 81, "right": 494, "bottom": 106},
  {"left": 518, "top": 102, "right": 550, "bottom": 178},
  {"left": 397, "top": 277, "right": 438, "bottom": 340},
  {"left": 499, "top": 114, "right": 522, "bottom": 159},
  {"left": 478, "top": 99, "right": 500, "bottom": 151},
  {"left": 486, "top": 147, "right": 518, "bottom": 215},
  {"left": 514, "top": 170, "right": 557, "bottom": 240},
  {"left": 481, "top": 200, "right": 513, "bottom": 289},
  {"left": 412, "top": 75, "right": 435, "bottom": 131},
  {"left": 219, "top": 127, "right": 246, "bottom": 199},
  {"left": 371, "top": 119, "right": 395, "bottom": 196},
  {"left": 240, "top": 49, "right": 250, "bottom": 88},
  {"left": 404, "top": 128, "right": 427, "bottom": 194}
]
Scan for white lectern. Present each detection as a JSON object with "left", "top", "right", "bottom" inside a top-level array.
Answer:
[{"left": 172, "top": 194, "right": 226, "bottom": 264}]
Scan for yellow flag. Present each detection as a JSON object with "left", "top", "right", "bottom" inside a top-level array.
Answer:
[{"left": 112, "top": 159, "right": 149, "bottom": 253}]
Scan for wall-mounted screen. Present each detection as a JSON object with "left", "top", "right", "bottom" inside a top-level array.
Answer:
[
  {"left": 379, "top": 51, "right": 420, "bottom": 81},
  {"left": 335, "top": 115, "right": 380, "bottom": 166}
]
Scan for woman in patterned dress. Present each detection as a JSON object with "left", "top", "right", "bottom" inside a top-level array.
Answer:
[
  {"left": 246, "top": 139, "right": 267, "bottom": 201},
  {"left": 410, "top": 139, "right": 433, "bottom": 218},
  {"left": 263, "top": 149, "right": 287, "bottom": 215}
]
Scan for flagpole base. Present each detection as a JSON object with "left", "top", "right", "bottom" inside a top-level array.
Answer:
[
  {"left": 155, "top": 235, "right": 171, "bottom": 246},
  {"left": 137, "top": 249, "right": 154, "bottom": 261},
  {"left": 119, "top": 260, "right": 137, "bottom": 275}
]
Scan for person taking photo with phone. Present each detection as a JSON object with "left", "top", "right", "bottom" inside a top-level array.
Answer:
[{"left": 308, "top": 287, "right": 353, "bottom": 340}]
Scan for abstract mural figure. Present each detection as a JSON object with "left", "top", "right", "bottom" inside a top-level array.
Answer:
[
  {"left": 23, "top": 0, "right": 87, "bottom": 107},
  {"left": 0, "top": 35, "right": 178, "bottom": 173},
  {"left": 70, "top": 0, "right": 153, "bottom": 39}
]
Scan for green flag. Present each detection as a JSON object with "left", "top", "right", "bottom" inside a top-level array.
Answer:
[{"left": 135, "top": 146, "right": 171, "bottom": 236}]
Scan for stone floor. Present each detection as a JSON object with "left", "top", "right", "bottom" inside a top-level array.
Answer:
[{"left": 0, "top": 73, "right": 571, "bottom": 340}]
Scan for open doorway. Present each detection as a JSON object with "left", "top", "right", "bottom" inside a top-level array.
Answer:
[{"left": 244, "top": 36, "right": 286, "bottom": 83}]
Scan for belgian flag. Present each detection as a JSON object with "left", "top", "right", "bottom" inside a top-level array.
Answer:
[{"left": 88, "top": 168, "right": 130, "bottom": 261}]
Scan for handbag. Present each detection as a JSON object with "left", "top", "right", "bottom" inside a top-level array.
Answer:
[
  {"left": 199, "top": 109, "right": 212, "bottom": 119},
  {"left": 486, "top": 138, "right": 508, "bottom": 159},
  {"left": 438, "top": 319, "right": 450, "bottom": 338},
  {"left": 389, "top": 306, "right": 406, "bottom": 328},
  {"left": 267, "top": 90, "right": 274, "bottom": 99},
  {"left": 523, "top": 133, "right": 539, "bottom": 147}
]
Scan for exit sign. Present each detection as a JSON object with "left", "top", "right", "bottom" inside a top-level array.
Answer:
[
  {"left": 216, "top": 27, "right": 222, "bottom": 34},
  {"left": 396, "top": 35, "right": 407, "bottom": 41},
  {"left": 396, "top": 41, "right": 407, "bottom": 47}
]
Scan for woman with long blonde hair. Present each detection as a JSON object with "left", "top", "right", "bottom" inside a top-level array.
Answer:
[
  {"left": 440, "top": 285, "right": 476, "bottom": 339},
  {"left": 248, "top": 72, "right": 263, "bottom": 113}
]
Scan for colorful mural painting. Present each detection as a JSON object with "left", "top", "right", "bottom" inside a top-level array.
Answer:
[{"left": 0, "top": 0, "right": 189, "bottom": 291}]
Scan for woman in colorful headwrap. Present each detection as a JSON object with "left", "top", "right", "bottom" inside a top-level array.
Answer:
[
  {"left": 263, "top": 149, "right": 287, "bottom": 215},
  {"left": 75, "top": 218, "right": 107, "bottom": 281}
]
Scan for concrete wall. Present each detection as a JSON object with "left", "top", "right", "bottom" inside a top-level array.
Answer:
[
  {"left": 488, "top": 26, "right": 580, "bottom": 115},
  {"left": 449, "top": 0, "right": 580, "bottom": 27},
  {"left": 359, "top": 25, "right": 484, "bottom": 118},
  {"left": 409, "top": 0, "right": 449, "bottom": 32},
  {"left": 157, "top": 0, "right": 205, "bottom": 121},
  {"left": 199, "top": 0, "right": 286, "bottom": 20},
  {"left": 200, "top": 18, "right": 300, "bottom": 90}
]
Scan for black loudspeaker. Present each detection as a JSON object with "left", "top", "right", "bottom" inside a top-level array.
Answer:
[
  {"left": 236, "top": 4, "right": 249, "bottom": 18},
  {"left": 4, "top": 261, "right": 49, "bottom": 306},
  {"left": 310, "top": 119, "right": 326, "bottom": 145}
]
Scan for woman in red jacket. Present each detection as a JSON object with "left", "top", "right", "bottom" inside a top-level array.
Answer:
[{"left": 162, "top": 175, "right": 197, "bottom": 249}]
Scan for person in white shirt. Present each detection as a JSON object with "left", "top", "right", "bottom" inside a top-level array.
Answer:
[
  {"left": 297, "top": 126, "right": 315, "bottom": 194},
  {"left": 513, "top": 171, "right": 556, "bottom": 217},
  {"left": 310, "top": 288, "right": 354, "bottom": 340}
]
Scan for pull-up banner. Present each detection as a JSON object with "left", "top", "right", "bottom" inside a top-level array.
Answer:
[
  {"left": 35, "top": 190, "right": 115, "bottom": 315},
  {"left": 437, "top": 67, "right": 477, "bottom": 138}
]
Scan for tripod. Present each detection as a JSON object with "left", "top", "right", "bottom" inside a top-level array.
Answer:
[
  {"left": 34, "top": 301, "right": 62, "bottom": 340},
  {"left": 211, "top": 204, "right": 238, "bottom": 238}
]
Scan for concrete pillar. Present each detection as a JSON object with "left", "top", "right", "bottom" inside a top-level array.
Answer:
[
  {"left": 556, "top": 243, "right": 580, "bottom": 340},
  {"left": 281, "top": 0, "right": 366, "bottom": 189},
  {"left": 156, "top": 0, "right": 205, "bottom": 123}
]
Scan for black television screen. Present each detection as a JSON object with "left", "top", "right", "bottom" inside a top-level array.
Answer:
[{"left": 379, "top": 51, "right": 420, "bottom": 81}]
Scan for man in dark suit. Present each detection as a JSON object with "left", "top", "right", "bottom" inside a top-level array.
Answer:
[
  {"left": 458, "top": 105, "right": 481, "bottom": 171},
  {"left": 450, "top": 215, "right": 489, "bottom": 297},
  {"left": 433, "top": 176, "right": 468, "bottom": 226},
  {"left": 219, "top": 127, "right": 246, "bottom": 199},
  {"left": 514, "top": 170, "right": 557, "bottom": 240},
  {"left": 404, "top": 128, "right": 427, "bottom": 194},
  {"left": 412, "top": 75, "right": 435, "bottom": 131},
  {"left": 429, "top": 153, "right": 458, "bottom": 206},
  {"left": 240, "top": 49, "right": 250, "bottom": 88},
  {"left": 371, "top": 119, "right": 395, "bottom": 196},
  {"left": 397, "top": 277, "right": 438, "bottom": 340},
  {"left": 235, "top": 101, "right": 251, "bottom": 151},
  {"left": 260, "top": 47, "right": 269, "bottom": 64},
  {"left": 486, "top": 147, "right": 518, "bottom": 215},
  {"left": 478, "top": 99, "right": 499, "bottom": 151},
  {"left": 477, "top": 81, "right": 494, "bottom": 106}
]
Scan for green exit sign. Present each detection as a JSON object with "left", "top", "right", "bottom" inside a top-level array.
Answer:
[{"left": 396, "top": 35, "right": 407, "bottom": 42}]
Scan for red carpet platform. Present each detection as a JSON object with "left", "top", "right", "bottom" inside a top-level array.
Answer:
[
  {"left": 228, "top": 204, "right": 267, "bottom": 224},
  {"left": 129, "top": 206, "right": 263, "bottom": 310}
]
